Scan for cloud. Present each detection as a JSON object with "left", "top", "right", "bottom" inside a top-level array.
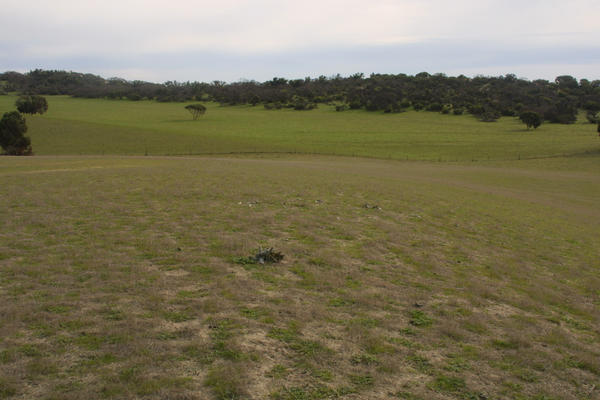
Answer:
[{"left": 1, "top": 0, "right": 599, "bottom": 81}]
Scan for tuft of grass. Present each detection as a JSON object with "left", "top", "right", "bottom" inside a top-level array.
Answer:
[
  {"left": 407, "top": 355, "right": 434, "bottom": 374},
  {"left": 266, "top": 364, "right": 289, "bottom": 379},
  {"left": 0, "top": 377, "right": 17, "bottom": 398},
  {"left": 205, "top": 363, "right": 246, "bottom": 400},
  {"left": 350, "top": 353, "right": 379, "bottom": 366},
  {"left": 430, "top": 374, "right": 467, "bottom": 393},
  {"left": 162, "top": 310, "right": 193, "bottom": 322},
  {"left": 409, "top": 310, "right": 433, "bottom": 327},
  {"left": 349, "top": 374, "right": 374, "bottom": 388}
]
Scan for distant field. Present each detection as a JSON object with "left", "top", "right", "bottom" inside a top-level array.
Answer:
[
  {"left": 0, "top": 95, "right": 598, "bottom": 160},
  {"left": 1, "top": 155, "right": 599, "bottom": 399}
]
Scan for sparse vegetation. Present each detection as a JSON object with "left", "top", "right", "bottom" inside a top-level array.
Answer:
[{"left": 0, "top": 153, "right": 598, "bottom": 399}]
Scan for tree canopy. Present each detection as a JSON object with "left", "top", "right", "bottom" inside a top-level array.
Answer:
[
  {"left": 0, "top": 111, "right": 32, "bottom": 155},
  {"left": 519, "top": 111, "right": 542, "bottom": 130},
  {"left": 15, "top": 95, "right": 48, "bottom": 115},
  {"left": 185, "top": 103, "right": 207, "bottom": 120}
]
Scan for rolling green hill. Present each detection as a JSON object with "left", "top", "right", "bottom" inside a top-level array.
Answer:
[{"left": 1, "top": 95, "right": 598, "bottom": 160}]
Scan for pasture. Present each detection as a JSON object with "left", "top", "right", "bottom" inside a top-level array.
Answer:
[
  {"left": 0, "top": 95, "right": 598, "bottom": 160},
  {"left": 0, "top": 95, "right": 599, "bottom": 399}
]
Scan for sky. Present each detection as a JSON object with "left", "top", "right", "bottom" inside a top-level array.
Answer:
[{"left": 1, "top": 0, "right": 599, "bottom": 83}]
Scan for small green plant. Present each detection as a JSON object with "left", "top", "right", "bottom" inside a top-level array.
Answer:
[
  {"left": 430, "top": 375, "right": 466, "bottom": 393},
  {"left": 350, "top": 353, "right": 379, "bottom": 365},
  {"left": 349, "top": 374, "right": 374, "bottom": 388},
  {"left": 407, "top": 354, "right": 433, "bottom": 374},
  {"left": 409, "top": 310, "right": 433, "bottom": 327}
]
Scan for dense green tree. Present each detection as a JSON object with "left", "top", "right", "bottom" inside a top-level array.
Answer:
[
  {"left": 519, "top": 111, "right": 542, "bottom": 130},
  {"left": 185, "top": 104, "right": 207, "bottom": 120},
  {"left": 555, "top": 75, "right": 579, "bottom": 90},
  {"left": 15, "top": 95, "right": 48, "bottom": 115},
  {"left": 0, "top": 111, "right": 32, "bottom": 155}
]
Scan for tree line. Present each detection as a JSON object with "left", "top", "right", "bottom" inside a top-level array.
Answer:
[{"left": 2, "top": 69, "right": 600, "bottom": 125}]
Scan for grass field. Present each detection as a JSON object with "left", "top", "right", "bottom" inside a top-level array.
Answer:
[
  {"left": 0, "top": 95, "right": 598, "bottom": 160},
  {"left": 0, "top": 95, "right": 599, "bottom": 399}
]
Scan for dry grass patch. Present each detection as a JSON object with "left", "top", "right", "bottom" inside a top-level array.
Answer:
[{"left": 0, "top": 154, "right": 598, "bottom": 399}]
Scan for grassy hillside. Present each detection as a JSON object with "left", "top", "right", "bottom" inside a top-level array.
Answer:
[
  {"left": 0, "top": 95, "right": 598, "bottom": 160},
  {"left": 1, "top": 155, "right": 598, "bottom": 399}
]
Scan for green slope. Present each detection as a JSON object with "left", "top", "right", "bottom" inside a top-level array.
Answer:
[{"left": 1, "top": 95, "right": 598, "bottom": 159}]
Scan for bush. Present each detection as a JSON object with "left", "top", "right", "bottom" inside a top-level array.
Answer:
[
  {"left": 291, "top": 98, "right": 316, "bottom": 111},
  {"left": 0, "top": 111, "right": 32, "bottom": 155},
  {"left": 440, "top": 104, "right": 452, "bottom": 114},
  {"left": 479, "top": 111, "right": 500, "bottom": 122},
  {"left": 15, "top": 95, "right": 48, "bottom": 115},
  {"left": 426, "top": 102, "right": 443, "bottom": 112},
  {"left": 264, "top": 102, "right": 283, "bottom": 110},
  {"left": 519, "top": 111, "right": 542, "bottom": 129},
  {"left": 348, "top": 101, "right": 362, "bottom": 110},
  {"left": 543, "top": 103, "right": 577, "bottom": 124},
  {"left": 585, "top": 110, "right": 599, "bottom": 124}
]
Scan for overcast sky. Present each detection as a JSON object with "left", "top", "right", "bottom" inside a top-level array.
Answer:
[{"left": 1, "top": 0, "right": 599, "bottom": 83}]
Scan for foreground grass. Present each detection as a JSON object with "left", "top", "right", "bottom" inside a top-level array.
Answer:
[
  {"left": 0, "top": 155, "right": 598, "bottom": 399},
  {"left": 0, "top": 95, "right": 598, "bottom": 160}
]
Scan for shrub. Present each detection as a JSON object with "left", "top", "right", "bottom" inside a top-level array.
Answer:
[
  {"left": 520, "top": 111, "right": 542, "bottom": 129},
  {"left": 15, "top": 95, "right": 48, "bottom": 115},
  {"left": 479, "top": 111, "right": 501, "bottom": 122},
  {"left": 585, "top": 110, "right": 599, "bottom": 124},
  {"left": 426, "top": 102, "right": 443, "bottom": 112},
  {"left": 0, "top": 111, "right": 32, "bottom": 155}
]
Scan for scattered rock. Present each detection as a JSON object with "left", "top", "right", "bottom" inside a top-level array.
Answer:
[{"left": 238, "top": 200, "right": 260, "bottom": 207}]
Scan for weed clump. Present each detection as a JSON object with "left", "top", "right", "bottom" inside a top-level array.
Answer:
[
  {"left": 234, "top": 247, "right": 284, "bottom": 265},
  {"left": 409, "top": 310, "right": 433, "bottom": 327}
]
